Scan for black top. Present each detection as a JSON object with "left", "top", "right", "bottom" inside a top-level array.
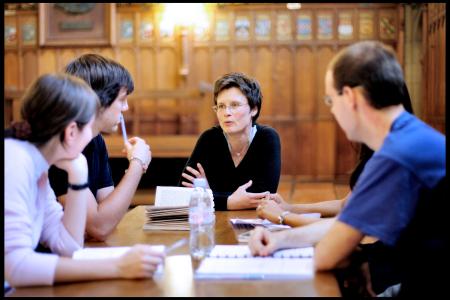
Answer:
[
  {"left": 179, "top": 124, "right": 281, "bottom": 211},
  {"left": 48, "top": 134, "right": 114, "bottom": 199}
]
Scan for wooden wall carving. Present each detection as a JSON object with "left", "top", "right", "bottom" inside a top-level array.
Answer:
[{"left": 4, "top": 3, "right": 415, "bottom": 182}]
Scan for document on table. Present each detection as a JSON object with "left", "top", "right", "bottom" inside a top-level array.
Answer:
[
  {"left": 72, "top": 245, "right": 165, "bottom": 259},
  {"left": 195, "top": 245, "right": 314, "bottom": 280},
  {"left": 73, "top": 245, "right": 166, "bottom": 275}
]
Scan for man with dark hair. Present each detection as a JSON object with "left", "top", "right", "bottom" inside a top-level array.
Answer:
[
  {"left": 49, "top": 54, "right": 151, "bottom": 241},
  {"left": 249, "top": 41, "right": 446, "bottom": 296}
]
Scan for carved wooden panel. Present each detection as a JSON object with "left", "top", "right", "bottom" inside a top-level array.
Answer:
[{"left": 4, "top": 4, "right": 411, "bottom": 180}]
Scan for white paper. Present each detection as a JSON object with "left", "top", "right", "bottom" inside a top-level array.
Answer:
[
  {"left": 155, "top": 186, "right": 214, "bottom": 208},
  {"left": 72, "top": 245, "right": 165, "bottom": 260},
  {"left": 73, "top": 245, "right": 166, "bottom": 275},
  {"left": 196, "top": 257, "right": 314, "bottom": 280},
  {"left": 196, "top": 245, "right": 314, "bottom": 280},
  {"left": 208, "top": 245, "right": 313, "bottom": 258}
]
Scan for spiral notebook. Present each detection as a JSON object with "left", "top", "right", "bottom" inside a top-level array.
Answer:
[{"left": 195, "top": 245, "right": 314, "bottom": 280}]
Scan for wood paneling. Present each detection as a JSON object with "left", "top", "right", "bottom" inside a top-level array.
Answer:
[
  {"left": 5, "top": 4, "right": 415, "bottom": 182},
  {"left": 140, "top": 49, "right": 156, "bottom": 90},
  {"left": 296, "top": 122, "right": 315, "bottom": 180},
  {"left": 274, "top": 47, "right": 294, "bottom": 117},
  {"left": 276, "top": 123, "right": 296, "bottom": 175},
  {"left": 22, "top": 50, "right": 38, "bottom": 88},
  {"left": 254, "top": 47, "right": 273, "bottom": 118},
  {"left": 316, "top": 120, "right": 336, "bottom": 180},
  {"left": 212, "top": 47, "right": 230, "bottom": 82},
  {"left": 234, "top": 47, "right": 251, "bottom": 75},
  {"left": 4, "top": 52, "right": 19, "bottom": 89},
  {"left": 38, "top": 49, "right": 56, "bottom": 75},
  {"left": 295, "top": 47, "right": 315, "bottom": 117},
  {"left": 422, "top": 3, "right": 446, "bottom": 134}
]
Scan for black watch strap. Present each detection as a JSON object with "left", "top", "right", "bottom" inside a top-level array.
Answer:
[{"left": 68, "top": 182, "right": 90, "bottom": 191}]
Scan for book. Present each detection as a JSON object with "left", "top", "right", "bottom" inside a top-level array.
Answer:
[
  {"left": 195, "top": 245, "right": 314, "bottom": 280},
  {"left": 143, "top": 186, "right": 214, "bottom": 231}
]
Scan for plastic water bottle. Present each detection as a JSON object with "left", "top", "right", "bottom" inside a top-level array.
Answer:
[{"left": 189, "top": 178, "right": 215, "bottom": 259}]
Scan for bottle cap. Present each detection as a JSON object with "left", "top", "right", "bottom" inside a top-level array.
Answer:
[{"left": 193, "top": 178, "right": 208, "bottom": 189}]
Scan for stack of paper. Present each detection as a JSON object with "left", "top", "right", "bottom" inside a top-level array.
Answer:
[
  {"left": 144, "top": 205, "right": 190, "bottom": 231},
  {"left": 195, "top": 245, "right": 314, "bottom": 280},
  {"left": 143, "top": 186, "right": 214, "bottom": 231}
]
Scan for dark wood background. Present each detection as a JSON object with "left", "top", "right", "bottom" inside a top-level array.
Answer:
[{"left": 4, "top": 3, "right": 445, "bottom": 184}]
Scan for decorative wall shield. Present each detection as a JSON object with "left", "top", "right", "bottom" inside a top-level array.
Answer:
[{"left": 39, "top": 3, "right": 115, "bottom": 46}]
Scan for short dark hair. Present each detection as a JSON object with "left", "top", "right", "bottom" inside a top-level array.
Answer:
[
  {"left": 328, "top": 41, "right": 406, "bottom": 109},
  {"left": 65, "top": 54, "right": 134, "bottom": 108},
  {"left": 213, "top": 72, "right": 262, "bottom": 124},
  {"left": 20, "top": 73, "right": 99, "bottom": 146}
]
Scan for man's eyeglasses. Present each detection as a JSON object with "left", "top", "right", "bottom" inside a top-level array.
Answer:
[
  {"left": 323, "top": 91, "right": 343, "bottom": 107},
  {"left": 324, "top": 85, "right": 361, "bottom": 107},
  {"left": 212, "top": 102, "right": 247, "bottom": 112}
]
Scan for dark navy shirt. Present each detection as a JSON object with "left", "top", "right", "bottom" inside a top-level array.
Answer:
[
  {"left": 179, "top": 124, "right": 281, "bottom": 211},
  {"left": 49, "top": 134, "right": 114, "bottom": 199}
]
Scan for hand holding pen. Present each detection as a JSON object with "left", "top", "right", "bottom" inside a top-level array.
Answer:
[{"left": 120, "top": 113, "right": 152, "bottom": 173}]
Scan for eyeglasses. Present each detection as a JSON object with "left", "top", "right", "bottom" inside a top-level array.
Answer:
[
  {"left": 324, "top": 85, "right": 361, "bottom": 107},
  {"left": 212, "top": 102, "right": 248, "bottom": 113},
  {"left": 323, "top": 91, "right": 343, "bottom": 107}
]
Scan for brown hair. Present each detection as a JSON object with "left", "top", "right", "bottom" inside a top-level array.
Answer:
[
  {"left": 18, "top": 73, "right": 99, "bottom": 146},
  {"left": 65, "top": 53, "right": 134, "bottom": 108},
  {"left": 328, "top": 41, "right": 407, "bottom": 109},
  {"left": 213, "top": 72, "right": 262, "bottom": 124}
]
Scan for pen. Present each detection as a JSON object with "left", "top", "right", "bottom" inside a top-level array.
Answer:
[
  {"left": 119, "top": 113, "right": 128, "bottom": 144},
  {"left": 164, "top": 238, "right": 188, "bottom": 255}
]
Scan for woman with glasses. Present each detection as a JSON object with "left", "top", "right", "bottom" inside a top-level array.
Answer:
[{"left": 179, "top": 72, "right": 281, "bottom": 210}]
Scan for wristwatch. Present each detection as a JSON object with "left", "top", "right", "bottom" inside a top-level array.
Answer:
[{"left": 278, "top": 211, "right": 291, "bottom": 225}]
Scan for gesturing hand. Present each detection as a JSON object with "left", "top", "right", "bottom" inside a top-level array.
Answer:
[
  {"left": 181, "top": 163, "right": 210, "bottom": 188},
  {"left": 227, "top": 180, "right": 269, "bottom": 210}
]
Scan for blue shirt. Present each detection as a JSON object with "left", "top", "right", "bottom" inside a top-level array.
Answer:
[{"left": 339, "top": 111, "right": 445, "bottom": 247}]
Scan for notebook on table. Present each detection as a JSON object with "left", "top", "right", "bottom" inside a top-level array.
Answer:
[{"left": 195, "top": 245, "right": 314, "bottom": 280}]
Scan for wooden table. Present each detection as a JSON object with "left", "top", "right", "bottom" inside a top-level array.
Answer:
[{"left": 6, "top": 206, "right": 340, "bottom": 297}]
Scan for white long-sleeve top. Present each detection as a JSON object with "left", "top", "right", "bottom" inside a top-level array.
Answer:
[{"left": 4, "top": 139, "right": 81, "bottom": 287}]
